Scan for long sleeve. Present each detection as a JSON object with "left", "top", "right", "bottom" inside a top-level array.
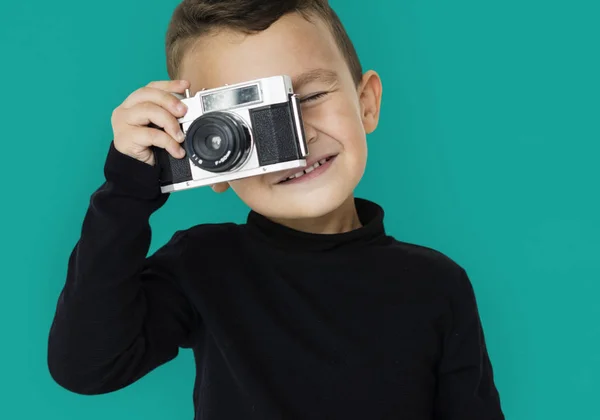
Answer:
[
  {"left": 433, "top": 268, "right": 504, "bottom": 419},
  {"left": 47, "top": 142, "right": 200, "bottom": 395}
]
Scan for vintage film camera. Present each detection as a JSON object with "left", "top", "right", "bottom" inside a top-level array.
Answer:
[{"left": 154, "top": 75, "right": 309, "bottom": 193}]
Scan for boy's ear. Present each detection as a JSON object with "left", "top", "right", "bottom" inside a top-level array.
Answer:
[
  {"left": 211, "top": 182, "right": 230, "bottom": 193},
  {"left": 358, "top": 70, "right": 383, "bottom": 134}
]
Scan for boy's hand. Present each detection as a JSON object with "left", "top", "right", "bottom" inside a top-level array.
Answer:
[{"left": 111, "top": 80, "right": 190, "bottom": 166}]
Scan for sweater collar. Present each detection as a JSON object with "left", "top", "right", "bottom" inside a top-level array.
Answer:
[{"left": 244, "top": 198, "right": 388, "bottom": 252}]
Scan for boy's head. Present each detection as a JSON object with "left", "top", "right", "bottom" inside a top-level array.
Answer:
[{"left": 165, "top": 0, "right": 382, "bottom": 222}]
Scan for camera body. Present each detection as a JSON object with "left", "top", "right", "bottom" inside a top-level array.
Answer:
[{"left": 154, "top": 75, "right": 309, "bottom": 193}]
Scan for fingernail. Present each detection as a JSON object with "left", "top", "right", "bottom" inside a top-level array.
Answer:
[
  {"left": 179, "top": 147, "right": 186, "bottom": 157},
  {"left": 177, "top": 102, "right": 187, "bottom": 113},
  {"left": 177, "top": 131, "right": 185, "bottom": 142}
]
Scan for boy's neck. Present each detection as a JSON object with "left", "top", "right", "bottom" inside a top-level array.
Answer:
[{"left": 270, "top": 195, "right": 362, "bottom": 234}]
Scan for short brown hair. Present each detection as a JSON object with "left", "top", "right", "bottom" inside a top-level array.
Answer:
[{"left": 165, "top": 0, "right": 363, "bottom": 85}]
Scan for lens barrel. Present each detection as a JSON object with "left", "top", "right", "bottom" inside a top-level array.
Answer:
[{"left": 185, "top": 112, "right": 251, "bottom": 172}]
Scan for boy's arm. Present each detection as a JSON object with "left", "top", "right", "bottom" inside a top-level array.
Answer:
[
  {"left": 433, "top": 268, "right": 505, "bottom": 419},
  {"left": 47, "top": 142, "right": 200, "bottom": 395}
]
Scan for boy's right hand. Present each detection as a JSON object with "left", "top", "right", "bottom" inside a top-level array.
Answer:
[{"left": 112, "top": 80, "right": 190, "bottom": 166}]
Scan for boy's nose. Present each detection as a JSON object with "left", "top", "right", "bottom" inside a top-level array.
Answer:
[{"left": 303, "top": 122, "right": 318, "bottom": 144}]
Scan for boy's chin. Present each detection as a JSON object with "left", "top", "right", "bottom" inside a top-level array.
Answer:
[{"left": 242, "top": 187, "right": 353, "bottom": 221}]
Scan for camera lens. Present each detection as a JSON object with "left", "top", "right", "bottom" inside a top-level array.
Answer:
[{"left": 185, "top": 112, "right": 251, "bottom": 172}]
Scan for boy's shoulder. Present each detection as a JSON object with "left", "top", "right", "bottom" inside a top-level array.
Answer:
[
  {"left": 174, "top": 221, "right": 244, "bottom": 248},
  {"left": 379, "top": 234, "right": 470, "bottom": 291},
  {"left": 388, "top": 236, "right": 463, "bottom": 269}
]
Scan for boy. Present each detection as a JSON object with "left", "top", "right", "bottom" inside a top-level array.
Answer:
[{"left": 48, "top": 0, "right": 504, "bottom": 419}]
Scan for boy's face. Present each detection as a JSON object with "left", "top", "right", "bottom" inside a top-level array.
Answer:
[{"left": 179, "top": 12, "right": 382, "bottom": 220}]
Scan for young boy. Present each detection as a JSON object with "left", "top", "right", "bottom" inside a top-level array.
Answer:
[{"left": 48, "top": 0, "right": 504, "bottom": 419}]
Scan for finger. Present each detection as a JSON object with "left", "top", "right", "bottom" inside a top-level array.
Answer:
[
  {"left": 122, "top": 86, "right": 188, "bottom": 118},
  {"left": 123, "top": 102, "right": 185, "bottom": 143},
  {"left": 211, "top": 183, "right": 230, "bottom": 193},
  {"left": 130, "top": 126, "right": 186, "bottom": 160}
]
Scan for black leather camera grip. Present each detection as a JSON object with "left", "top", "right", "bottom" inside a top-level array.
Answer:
[
  {"left": 250, "top": 102, "right": 302, "bottom": 166},
  {"left": 147, "top": 123, "right": 192, "bottom": 186}
]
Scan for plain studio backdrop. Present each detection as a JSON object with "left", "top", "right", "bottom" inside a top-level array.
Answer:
[{"left": 0, "top": 0, "right": 598, "bottom": 419}]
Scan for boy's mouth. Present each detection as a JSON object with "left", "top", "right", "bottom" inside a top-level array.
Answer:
[{"left": 276, "top": 154, "right": 338, "bottom": 185}]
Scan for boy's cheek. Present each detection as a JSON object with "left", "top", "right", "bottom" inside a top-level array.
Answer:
[
  {"left": 228, "top": 176, "right": 268, "bottom": 199},
  {"left": 305, "top": 102, "right": 357, "bottom": 135}
]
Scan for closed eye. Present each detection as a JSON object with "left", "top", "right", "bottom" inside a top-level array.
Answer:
[{"left": 300, "top": 92, "right": 328, "bottom": 103}]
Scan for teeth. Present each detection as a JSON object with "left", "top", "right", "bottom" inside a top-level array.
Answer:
[{"left": 284, "top": 157, "right": 330, "bottom": 182}]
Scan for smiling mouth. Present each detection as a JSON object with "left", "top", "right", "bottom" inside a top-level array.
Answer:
[{"left": 277, "top": 155, "right": 337, "bottom": 184}]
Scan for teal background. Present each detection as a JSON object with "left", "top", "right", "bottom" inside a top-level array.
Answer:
[{"left": 1, "top": 0, "right": 598, "bottom": 418}]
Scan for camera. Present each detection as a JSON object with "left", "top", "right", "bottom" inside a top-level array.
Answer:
[{"left": 153, "top": 75, "right": 309, "bottom": 193}]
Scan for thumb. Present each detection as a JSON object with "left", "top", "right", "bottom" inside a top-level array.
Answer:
[{"left": 210, "top": 182, "right": 230, "bottom": 193}]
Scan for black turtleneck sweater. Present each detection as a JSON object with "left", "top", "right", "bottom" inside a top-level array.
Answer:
[{"left": 47, "top": 142, "right": 504, "bottom": 420}]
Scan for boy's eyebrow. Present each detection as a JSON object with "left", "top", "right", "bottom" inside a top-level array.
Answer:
[{"left": 292, "top": 68, "right": 339, "bottom": 90}]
